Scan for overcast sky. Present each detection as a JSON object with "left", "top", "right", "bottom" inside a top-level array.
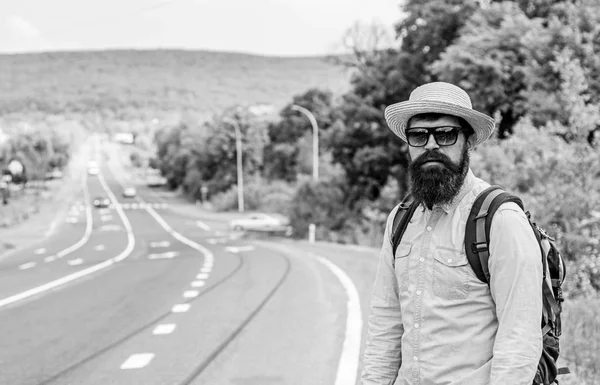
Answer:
[{"left": 0, "top": 0, "right": 402, "bottom": 56}]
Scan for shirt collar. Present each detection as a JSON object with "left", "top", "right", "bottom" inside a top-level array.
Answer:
[{"left": 433, "top": 168, "right": 476, "bottom": 214}]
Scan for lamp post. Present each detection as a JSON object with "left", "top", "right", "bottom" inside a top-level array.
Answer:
[
  {"left": 291, "top": 104, "right": 319, "bottom": 181},
  {"left": 223, "top": 117, "right": 244, "bottom": 213},
  {"left": 291, "top": 105, "right": 320, "bottom": 243}
]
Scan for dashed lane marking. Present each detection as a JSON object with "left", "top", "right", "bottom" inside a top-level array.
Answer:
[
  {"left": 196, "top": 220, "right": 211, "bottom": 231},
  {"left": 225, "top": 246, "right": 255, "bottom": 254},
  {"left": 120, "top": 353, "right": 155, "bottom": 370},
  {"left": 171, "top": 304, "right": 191, "bottom": 313},
  {"left": 66, "top": 217, "right": 79, "bottom": 224},
  {"left": 34, "top": 248, "right": 46, "bottom": 255},
  {"left": 149, "top": 241, "right": 171, "bottom": 248},
  {"left": 67, "top": 258, "right": 84, "bottom": 266},
  {"left": 196, "top": 273, "right": 209, "bottom": 279},
  {"left": 94, "top": 245, "right": 105, "bottom": 251},
  {"left": 200, "top": 267, "right": 212, "bottom": 273},
  {"left": 153, "top": 324, "right": 176, "bottom": 335},
  {"left": 191, "top": 281, "right": 205, "bottom": 288},
  {"left": 44, "top": 256, "right": 56, "bottom": 262},
  {"left": 183, "top": 290, "right": 199, "bottom": 298},
  {"left": 148, "top": 251, "right": 179, "bottom": 260},
  {"left": 18, "top": 262, "right": 36, "bottom": 270},
  {"left": 100, "top": 215, "right": 113, "bottom": 222}
]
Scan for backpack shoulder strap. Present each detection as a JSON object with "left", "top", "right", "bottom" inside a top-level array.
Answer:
[
  {"left": 465, "top": 185, "right": 524, "bottom": 284},
  {"left": 391, "top": 195, "right": 418, "bottom": 258}
]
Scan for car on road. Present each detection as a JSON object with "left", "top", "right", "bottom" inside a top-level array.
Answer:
[
  {"left": 229, "top": 213, "right": 293, "bottom": 236},
  {"left": 93, "top": 197, "right": 111, "bottom": 208},
  {"left": 122, "top": 187, "right": 137, "bottom": 198}
]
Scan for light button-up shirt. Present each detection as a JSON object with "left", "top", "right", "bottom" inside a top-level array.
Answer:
[{"left": 361, "top": 170, "right": 543, "bottom": 385}]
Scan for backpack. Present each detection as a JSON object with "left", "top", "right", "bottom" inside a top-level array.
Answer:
[{"left": 391, "top": 185, "right": 570, "bottom": 385}]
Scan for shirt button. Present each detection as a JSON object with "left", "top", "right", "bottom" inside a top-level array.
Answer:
[
  {"left": 414, "top": 356, "right": 419, "bottom": 361},
  {"left": 448, "top": 259, "right": 452, "bottom": 263},
  {"left": 415, "top": 323, "right": 420, "bottom": 328},
  {"left": 419, "top": 258, "right": 424, "bottom": 262},
  {"left": 416, "top": 290, "right": 422, "bottom": 295},
  {"left": 426, "top": 226, "right": 432, "bottom": 231}
]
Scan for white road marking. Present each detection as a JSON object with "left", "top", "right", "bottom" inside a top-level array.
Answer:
[
  {"left": 153, "top": 324, "right": 176, "bottom": 335},
  {"left": 196, "top": 221, "right": 211, "bottom": 231},
  {"left": 98, "top": 224, "right": 122, "bottom": 231},
  {"left": 67, "top": 258, "right": 84, "bottom": 266},
  {"left": 196, "top": 273, "right": 209, "bottom": 279},
  {"left": 313, "top": 254, "right": 363, "bottom": 385},
  {"left": 191, "top": 281, "right": 205, "bottom": 288},
  {"left": 149, "top": 241, "right": 171, "bottom": 248},
  {"left": 172, "top": 304, "right": 191, "bottom": 313},
  {"left": 66, "top": 217, "right": 79, "bottom": 224},
  {"left": 183, "top": 290, "right": 199, "bottom": 298},
  {"left": 148, "top": 251, "right": 179, "bottom": 260},
  {"left": 94, "top": 244, "right": 105, "bottom": 251},
  {"left": 34, "top": 248, "right": 46, "bottom": 255},
  {"left": 101, "top": 215, "right": 113, "bottom": 222},
  {"left": 120, "top": 353, "right": 155, "bottom": 369},
  {"left": 131, "top": 203, "right": 139, "bottom": 210},
  {"left": 99, "top": 209, "right": 110, "bottom": 215},
  {"left": 225, "top": 246, "right": 255, "bottom": 253},
  {"left": 207, "top": 238, "right": 227, "bottom": 244},
  {"left": 200, "top": 267, "right": 212, "bottom": 273},
  {"left": 44, "top": 256, "right": 56, "bottom": 262},
  {"left": 0, "top": 167, "right": 136, "bottom": 310},
  {"left": 19, "top": 262, "right": 36, "bottom": 270}
]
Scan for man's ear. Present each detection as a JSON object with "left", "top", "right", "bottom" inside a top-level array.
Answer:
[{"left": 466, "top": 134, "right": 476, "bottom": 150}]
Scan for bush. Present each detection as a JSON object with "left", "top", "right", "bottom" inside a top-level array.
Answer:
[
  {"left": 471, "top": 119, "right": 600, "bottom": 298},
  {"left": 210, "top": 177, "right": 296, "bottom": 213}
]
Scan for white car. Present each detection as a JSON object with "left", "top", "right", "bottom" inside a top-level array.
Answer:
[
  {"left": 122, "top": 187, "right": 137, "bottom": 198},
  {"left": 229, "top": 213, "right": 292, "bottom": 236}
]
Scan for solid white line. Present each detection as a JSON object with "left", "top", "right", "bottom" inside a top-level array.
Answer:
[
  {"left": 153, "top": 324, "right": 176, "bottom": 335},
  {"left": 313, "top": 255, "right": 363, "bottom": 385},
  {"left": 120, "top": 353, "right": 154, "bottom": 369},
  {"left": 0, "top": 163, "right": 136, "bottom": 310},
  {"left": 18, "top": 262, "right": 36, "bottom": 270},
  {"left": 54, "top": 174, "right": 94, "bottom": 259},
  {"left": 171, "top": 304, "right": 191, "bottom": 313},
  {"left": 196, "top": 220, "right": 211, "bottom": 231}
]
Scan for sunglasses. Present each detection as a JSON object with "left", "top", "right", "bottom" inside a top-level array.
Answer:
[{"left": 405, "top": 126, "right": 465, "bottom": 147}]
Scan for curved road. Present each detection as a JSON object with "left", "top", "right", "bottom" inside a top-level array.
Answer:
[{"left": 0, "top": 140, "right": 365, "bottom": 385}]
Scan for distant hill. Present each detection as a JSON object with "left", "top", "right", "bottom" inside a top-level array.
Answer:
[{"left": 0, "top": 49, "right": 352, "bottom": 118}]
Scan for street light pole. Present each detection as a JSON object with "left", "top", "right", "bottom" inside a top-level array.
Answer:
[
  {"left": 291, "top": 104, "right": 319, "bottom": 181},
  {"left": 223, "top": 117, "right": 244, "bottom": 212}
]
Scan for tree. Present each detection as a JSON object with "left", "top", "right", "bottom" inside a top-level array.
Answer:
[{"left": 328, "top": 0, "right": 479, "bottom": 203}]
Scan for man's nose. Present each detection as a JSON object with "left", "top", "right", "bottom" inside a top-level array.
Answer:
[{"left": 424, "top": 133, "right": 439, "bottom": 150}]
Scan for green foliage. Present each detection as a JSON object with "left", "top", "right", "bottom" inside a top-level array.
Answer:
[{"left": 210, "top": 177, "right": 296, "bottom": 214}]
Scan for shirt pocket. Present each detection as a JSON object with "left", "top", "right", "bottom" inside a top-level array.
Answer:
[
  {"left": 394, "top": 242, "right": 412, "bottom": 292},
  {"left": 433, "top": 248, "right": 471, "bottom": 300}
]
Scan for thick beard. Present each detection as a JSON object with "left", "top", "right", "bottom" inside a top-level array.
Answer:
[{"left": 408, "top": 145, "right": 470, "bottom": 210}]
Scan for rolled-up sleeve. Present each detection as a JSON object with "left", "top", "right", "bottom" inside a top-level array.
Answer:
[
  {"left": 361, "top": 208, "right": 404, "bottom": 385},
  {"left": 488, "top": 203, "right": 543, "bottom": 385}
]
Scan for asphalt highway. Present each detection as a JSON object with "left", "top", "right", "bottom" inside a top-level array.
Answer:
[{"left": 0, "top": 140, "right": 365, "bottom": 385}]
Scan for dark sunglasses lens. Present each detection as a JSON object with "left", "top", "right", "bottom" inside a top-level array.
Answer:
[
  {"left": 434, "top": 128, "right": 459, "bottom": 145},
  {"left": 407, "top": 130, "right": 429, "bottom": 146}
]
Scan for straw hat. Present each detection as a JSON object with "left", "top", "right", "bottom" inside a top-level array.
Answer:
[{"left": 384, "top": 82, "right": 496, "bottom": 146}]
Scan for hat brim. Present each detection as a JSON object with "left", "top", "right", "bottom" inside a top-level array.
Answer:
[{"left": 384, "top": 100, "right": 496, "bottom": 146}]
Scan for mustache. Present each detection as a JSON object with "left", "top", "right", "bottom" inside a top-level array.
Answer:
[{"left": 411, "top": 150, "right": 460, "bottom": 172}]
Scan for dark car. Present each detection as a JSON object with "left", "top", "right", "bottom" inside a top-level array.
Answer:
[{"left": 93, "top": 197, "right": 111, "bottom": 208}]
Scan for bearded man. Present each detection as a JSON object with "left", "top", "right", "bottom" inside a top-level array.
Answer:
[{"left": 361, "top": 82, "right": 543, "bottom": 385}]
